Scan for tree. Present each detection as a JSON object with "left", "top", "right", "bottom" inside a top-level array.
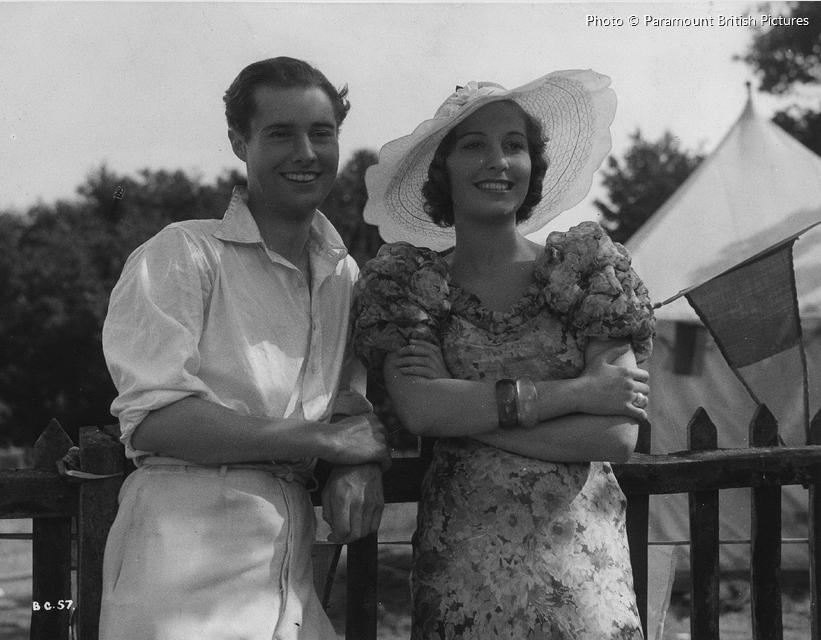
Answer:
[
  {"left": 740, "top": 3, "right": 821, "bottom": 154},
  {"left": 739, "top": 2, "right": 821, "bottom": 94},
  {"left": 0, "top": 165, "right": 240, "bottom": 445},
  {"left": 595, "top": 130, "right": 703, "bottom": 244},
  {"left": 772, "top": 106, "right": 821, "bottom": 156},
  {"left": 321, "top": 148, "right": 384, "bottom": 265}
]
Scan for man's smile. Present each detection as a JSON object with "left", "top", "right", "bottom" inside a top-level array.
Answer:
[{"left": 282, "top": 172, "right": 321, "bottom": 183}]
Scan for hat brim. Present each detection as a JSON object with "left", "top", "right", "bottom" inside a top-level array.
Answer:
[{"left": 364, "top": 69, "right": 617, "bottom": 251}]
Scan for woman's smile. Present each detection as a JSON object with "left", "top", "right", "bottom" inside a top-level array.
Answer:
[
  {"left": 474, "top": 179, "right": 515, "bottom": 192},
  {"left": 445, "top": 101, "right": 532, "bottom": 220}
]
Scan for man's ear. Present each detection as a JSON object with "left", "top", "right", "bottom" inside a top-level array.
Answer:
[{"left": 228, "top": 129, "right": 247, "bottom": 162}]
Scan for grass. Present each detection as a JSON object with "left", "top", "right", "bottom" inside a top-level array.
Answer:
[
  {"left": 1, "top": 506, "right": 813, "bottom": 640},
  {"left": 660, "top": 578, "right": 811, "bottom": 640},
  {"left": 0, "top": 520, "right": 33, "bottom": 640}
]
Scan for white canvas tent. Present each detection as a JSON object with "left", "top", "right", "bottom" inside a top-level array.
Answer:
[{"left": 626, "top": 92, "right": 821, "bottom": 570}]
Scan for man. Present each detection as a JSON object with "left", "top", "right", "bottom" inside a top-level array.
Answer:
[{"left": 99, "top": 57, "right": 388, "bottom": 640}]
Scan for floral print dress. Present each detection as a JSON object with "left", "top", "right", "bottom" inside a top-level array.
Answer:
[{"left": 352, "top": 222, "right": 655, "bottom": 640}]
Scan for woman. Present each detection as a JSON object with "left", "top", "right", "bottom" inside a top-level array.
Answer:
[{"left": 352, "top": 71, "right": 655, "bottom": 639}]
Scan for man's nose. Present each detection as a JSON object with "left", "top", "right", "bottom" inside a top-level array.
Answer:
[{"left": 292, "top": 135, "right": 317, "bottom": 163}]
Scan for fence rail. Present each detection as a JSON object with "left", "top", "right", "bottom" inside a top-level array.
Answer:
[{"left": 3, "top": 407, "right": 821, "bottom": 640}]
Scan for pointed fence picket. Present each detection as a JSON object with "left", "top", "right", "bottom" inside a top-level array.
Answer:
[
  {"left": 750, "top": 405, "right": 784, "bottom": 640},
  {"left": 3, "top": 408, "right": 821, "bottom": 640},
  {"left": 688, "top": 407, "right": 721, "bottom": 639}
]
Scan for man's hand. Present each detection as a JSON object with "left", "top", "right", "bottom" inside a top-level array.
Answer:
[
  {"left": 325, "top": 413, "right": 390, "bottom": 466},
  {"left": 321, "top": 463, "right": 384, "bottom": 544}
]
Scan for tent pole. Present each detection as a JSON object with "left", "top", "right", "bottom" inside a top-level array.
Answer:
[{"left": 801, "top": 340, "right": 811, "bottom": 443}]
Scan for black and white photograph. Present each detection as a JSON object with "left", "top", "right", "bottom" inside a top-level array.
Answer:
[{"left": 2, "top": 2, "right": 821, "bottom": 639}]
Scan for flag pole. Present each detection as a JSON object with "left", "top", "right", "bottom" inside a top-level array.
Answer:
[
  {"left": 787, "top": 245, "right": 812, "bottom": 442},
  {"left": 799, "top": 337, "right": 811, "bottom": 443}
]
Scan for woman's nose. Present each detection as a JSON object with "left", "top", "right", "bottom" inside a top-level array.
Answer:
[{"left": 484, "top": 146, "right": 509, "bottom": 171}]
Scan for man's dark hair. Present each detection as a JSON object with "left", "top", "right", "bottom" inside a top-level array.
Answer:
[
  {"left": 224, "top": 57, "right": 351, "bottom": 138},
  {"left": 421, "top": 100, "right": 548, "bottom": 227}
]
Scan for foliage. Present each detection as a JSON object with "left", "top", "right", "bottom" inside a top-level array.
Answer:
[
  {"left": 740, "top": 3, "right": 821, "bottom": 154},
  {"left": 595, "top": 130, "right": 703, "bottom": 244},
  {"left": 0, "top": 166, "right": 239, "bottom": 445},
  {"left": 0, "top": 153, "right": 385, "bottom": 447},
  {"left": 321, "top": 149, "right": 384, "bottom": 266},
  {"left": 319, "top": 151, "right": 418, "bottom": 449},
  {"left": 739, "top": 2, "right": 821, "bottom": 94},
  {"left": 772, "top": 106, "right": 821, "bottom": 155}
]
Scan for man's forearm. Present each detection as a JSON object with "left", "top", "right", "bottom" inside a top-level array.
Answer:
[{"left": 131, "top": 396, "right": 338, "bottom": 464}]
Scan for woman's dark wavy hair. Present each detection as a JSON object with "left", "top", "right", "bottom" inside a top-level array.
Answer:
[
  {"left": 223, "top": 57, "right": 351, "bottom": 138},
  {"left": 421, "top": 100, "right": 548, "bottom": 227}
]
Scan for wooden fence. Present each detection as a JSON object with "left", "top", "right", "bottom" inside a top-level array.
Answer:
[{"left": 3, "top": 406, "right": 821, "bottom": 640}]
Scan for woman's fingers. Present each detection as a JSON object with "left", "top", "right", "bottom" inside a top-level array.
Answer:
[
  {"left": 625, "top": 405, "right": 648, "bottom": 421},
  {"left": 396, "top": 365, "right": 439, "bottom": 379},
  {"left": 399, "top": 339, "right": 440, "bottom": 357},
  {"left": 394, "top": 356, "right": 440, "bottom": 378},
  {"left": 633, "top": 381, "right": 650, "bottom": 396},
  {"left": 396, "top": 339, "right": 450, "bottom": 379},
  {"left": 395, "top": 355, "right": 434, "bottom": 367},
  {"left": 630, "top": 367, "right": 650, "bottom": 383}
]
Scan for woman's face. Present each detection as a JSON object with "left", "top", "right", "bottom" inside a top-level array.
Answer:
[{"left": 444, "top": 101, "right": 532, "bottom": 225}]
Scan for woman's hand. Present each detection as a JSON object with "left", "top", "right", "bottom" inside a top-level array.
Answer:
[
  {"left": 577, "top": 341, "right": 650, "bottom": 420},
  {"left": 394, "top": 339, "right": 451, "bottom": 379}
]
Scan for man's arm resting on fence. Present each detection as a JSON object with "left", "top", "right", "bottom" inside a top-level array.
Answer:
[{"left": 131, "top": 396, "right": 389, "bottom": 467}]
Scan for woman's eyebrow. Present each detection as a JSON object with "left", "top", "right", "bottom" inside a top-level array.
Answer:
[{"left": 454, "top": 129, "right": 526, "bottom": 140}]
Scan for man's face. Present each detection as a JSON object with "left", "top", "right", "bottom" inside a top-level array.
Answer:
[{"left": 231, "top": 85, "right": 340, "bottom": 219}]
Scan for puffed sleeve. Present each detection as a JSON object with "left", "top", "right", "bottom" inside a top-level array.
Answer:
[
  {"left": 352, "top": 242, "right": 450, "bottom": 377},
  {"left": 102, "top": 226, "right": 215, "bottom": 459},
  {"left": 539, "top": 221, "right": 655, "bottom": 363}
]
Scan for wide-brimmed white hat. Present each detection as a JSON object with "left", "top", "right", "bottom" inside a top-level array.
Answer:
[{"left": 363, "top": 69, "right": 616, "bottom": 251}]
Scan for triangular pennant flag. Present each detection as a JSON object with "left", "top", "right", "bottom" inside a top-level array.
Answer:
[
  {"left": 685, "top": 242, "right": 809, "bottom": 438},
  {"left": 686, "top": 243, "right": 800, "bottom": 368}
]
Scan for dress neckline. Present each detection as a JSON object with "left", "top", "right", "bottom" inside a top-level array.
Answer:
[{"left": 437, "top": 249, "right": 549, "bottom": 327}]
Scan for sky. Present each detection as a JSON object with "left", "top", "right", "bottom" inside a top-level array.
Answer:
[{"left": 0, "top": 1, "right": 794, "bottom": 232}]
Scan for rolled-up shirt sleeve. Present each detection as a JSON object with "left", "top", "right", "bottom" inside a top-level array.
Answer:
[{"left": 103, "top": 227, "right": 215, "bottom": 458}]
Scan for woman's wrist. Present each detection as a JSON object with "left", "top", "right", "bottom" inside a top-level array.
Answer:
[
  {"left": 494, "top": 377, "right": 539, "bottom": 430},
  {"left": 535, "top": 377, "right": 586, "bottom": 420}
]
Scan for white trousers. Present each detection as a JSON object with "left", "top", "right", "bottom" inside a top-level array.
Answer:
[{"left": 98, "top": 462, "right": 337, "bottom": 640}]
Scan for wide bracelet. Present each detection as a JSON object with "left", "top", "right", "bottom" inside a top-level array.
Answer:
[
  {"left": 515, "top": 378, "right": 539, "bottom": 430},
  {"left": 495, "top": 379, "right": 519, "bottom": 430}
]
